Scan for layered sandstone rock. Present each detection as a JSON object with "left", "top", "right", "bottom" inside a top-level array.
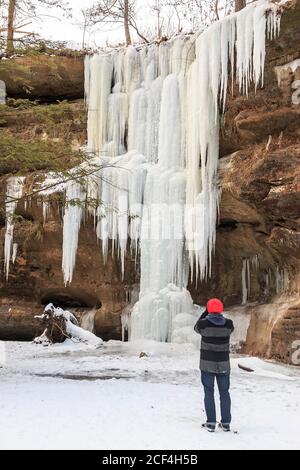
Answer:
[
  {"left": 0, "top": 211, "right": 140, "bottom": 340},
  {"left": 270, "top": 302, "right": 300, "bottom": 363},
  {"left": 0, "top": 299, "right": 43, "bottom": 340},
  {"left": 0, "top": 55, "right": 84, "bottom": 101}
]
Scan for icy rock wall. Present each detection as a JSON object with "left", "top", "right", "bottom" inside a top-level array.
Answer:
[{"left": 38, "top": 1, "right": 282, "bottom": 342}]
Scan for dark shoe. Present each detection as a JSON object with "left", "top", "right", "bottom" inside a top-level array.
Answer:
[
  {"left": 202, "top": 422, "right": 216, "bottom": 432},
  {"left": 219, "top": 423, "right": 231, "bottom": 432}
]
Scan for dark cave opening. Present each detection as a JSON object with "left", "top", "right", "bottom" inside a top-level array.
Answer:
[
  {"left": 40, "top": 288, "right": 101, "bottom": 309},
  {"left": 218, "top": 219, "right": 238, "bottom": 231}
]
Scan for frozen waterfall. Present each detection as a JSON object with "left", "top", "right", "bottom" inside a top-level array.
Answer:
[{"left": 42, "top": 1, "right": 282, "bottom": 342}]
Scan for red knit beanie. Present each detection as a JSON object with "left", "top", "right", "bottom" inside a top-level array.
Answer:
[{"left": 207, "top": 298, "right": 224, "bottom": 314}]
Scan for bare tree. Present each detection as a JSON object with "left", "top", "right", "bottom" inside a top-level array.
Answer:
[
  {"left": 6, "top": 0, "right": 16, "bottom": 55},
  {"left": 148, "top": 0, "right": 173, "bottom": 40},
  {"left": 165, "top": 1, "right": 182, "bottom": 34},
  {"left": 152, "top": 0, "right": 162, "bottom": 39},
  {"left": 77, "top": 8, "right": 94, "bottom": 50},
  {"left": 163, "top": 0, "right": 235, "bottom": 34},
  {"left": 123, "top": 0, "right": 131, "bottom": 46},
  {"left": 85, "top": 1, "right": 149, "bottom": 46},
  {"left": 235, "top": 0, "right": 246, "bottom": 12},
  {"left": 3, "top": 0, "right": 71, "bottom": 56},
  {"left": 214, "top": 0, "right": 220, "bottom": 21}
]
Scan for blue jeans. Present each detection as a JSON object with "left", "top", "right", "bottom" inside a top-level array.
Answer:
[{"left": 201, "top": 371, "right": 231, "bottom": 425}]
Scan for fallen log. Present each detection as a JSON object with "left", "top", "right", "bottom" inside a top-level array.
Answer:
[
  {"left": 34, "top": 303, "right": 103, "bottom": 347},
  {"left": 34, "top": 303, "right": 78, "bottom": 345},
  {"left": 238, "top": 363, "right": 254, "bottom": 373}
]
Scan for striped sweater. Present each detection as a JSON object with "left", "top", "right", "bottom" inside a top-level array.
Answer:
[{"left": 194, "top": 313, "right": 234, "bottom": 374}]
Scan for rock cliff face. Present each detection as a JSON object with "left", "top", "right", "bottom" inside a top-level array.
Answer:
[
  {"left": 0, "top": 55, "right": 84, "bottom": 101},
  {"left": 0, "top": 2, "right": 299, "bottom": 362},
  {"left": 0, "top": 99, "right": 139, "bottom": 340}
]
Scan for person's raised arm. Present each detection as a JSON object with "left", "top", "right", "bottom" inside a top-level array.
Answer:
[
  {"left": 194, "top": 309, "right": 208, "bottom": 335},
  {"left": 200, "top": 309, "right": 209, "bottom": 320}
]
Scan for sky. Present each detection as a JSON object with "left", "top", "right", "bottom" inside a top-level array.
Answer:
[
  {"left": 2, "top": 1, "right": 234, "bottom": 51},
  {"left": 31, "top": 0, "right": 155, "bottom": 49},
  {"left": 34, "top": 0, "right": 107, "bottom": 48}
]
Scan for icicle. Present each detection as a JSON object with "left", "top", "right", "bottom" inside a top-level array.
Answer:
[
  {"left": 84, "top": 55, "right": 90, "bottom": 107},
  {"left": 4, "top": 177, "right": 25, "bottom": 280},
  {"left": 121, "top": 305, "right": 132, "bottom": 341},
  {"left": 185, "top": 0, "right": 281, "bottom": 283},
  {"left": 107, "top": 91, "right": 128, "bottom": 156},
  {"left": 88, "top": 152, "right": 148, "bottom": 275},
  {"left": 128, "top": 88, "right": 148, "bottom": 155},
  {"left": 112, "top": 49, "right": 125, "bottom": 90},
  {"left": 62, "top": 180, "right": 85, "bottom": 285},
  {"left": 158, "top": 42, "right": 170, "bottom": 78},
  {"left": 186, "top": 23, "right": 221, "bottom": 282},
  {"left": 241, "top": 258, "right": 251, "bottom": 304},
  {"left": 275, "top": 266, "right": 288, "bottom": 294},
  {"left": 242, "top": 259, "right": 247, "bottom": 304},
  {"left": 87, "top": 54, "right": 113, "bottom": 154},
  {"left": 251, "top": 254, "right": 259, "bottom": 271},
  {"left": 12, "top": 243, "right": 18, "bottom": 264},
  {"left": 170, "top": 37, "right": 186, "bottom": 75},
  {"left": 80, "top": 309, "right": 96, "bottom": 333},
  {"left": 0, "top": 80, "right": 6, "bottom": 104},
  {"left": 42, "top": 201, "right": 49, "bottom": 222},
  {"left": 124, "top": 46, "right": 141, "bottom": 94},
  {"left": 158, "top": 74, "right": 182, "bottom": 168},
  {"left": 265, "top": 272, "right": 270, "bottom": 295},
  {"left": 145, "top": 77, "right": 163, "bottom": 163}
]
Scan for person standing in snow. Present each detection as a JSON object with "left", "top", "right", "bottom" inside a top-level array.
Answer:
[{"left": 194, "top": 298, "right": 234, "bottom": 433}]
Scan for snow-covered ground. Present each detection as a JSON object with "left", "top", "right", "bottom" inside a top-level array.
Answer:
[{"left": 1, "top": 340, "right": 300, "bottom": 450}]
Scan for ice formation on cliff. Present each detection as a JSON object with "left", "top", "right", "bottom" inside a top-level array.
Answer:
[
  {"left": 38, "top": 1, "right": 282, "bottom": 341},
  {"left": 4, "top": 177, "right": 25, "bottom": 280}
]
